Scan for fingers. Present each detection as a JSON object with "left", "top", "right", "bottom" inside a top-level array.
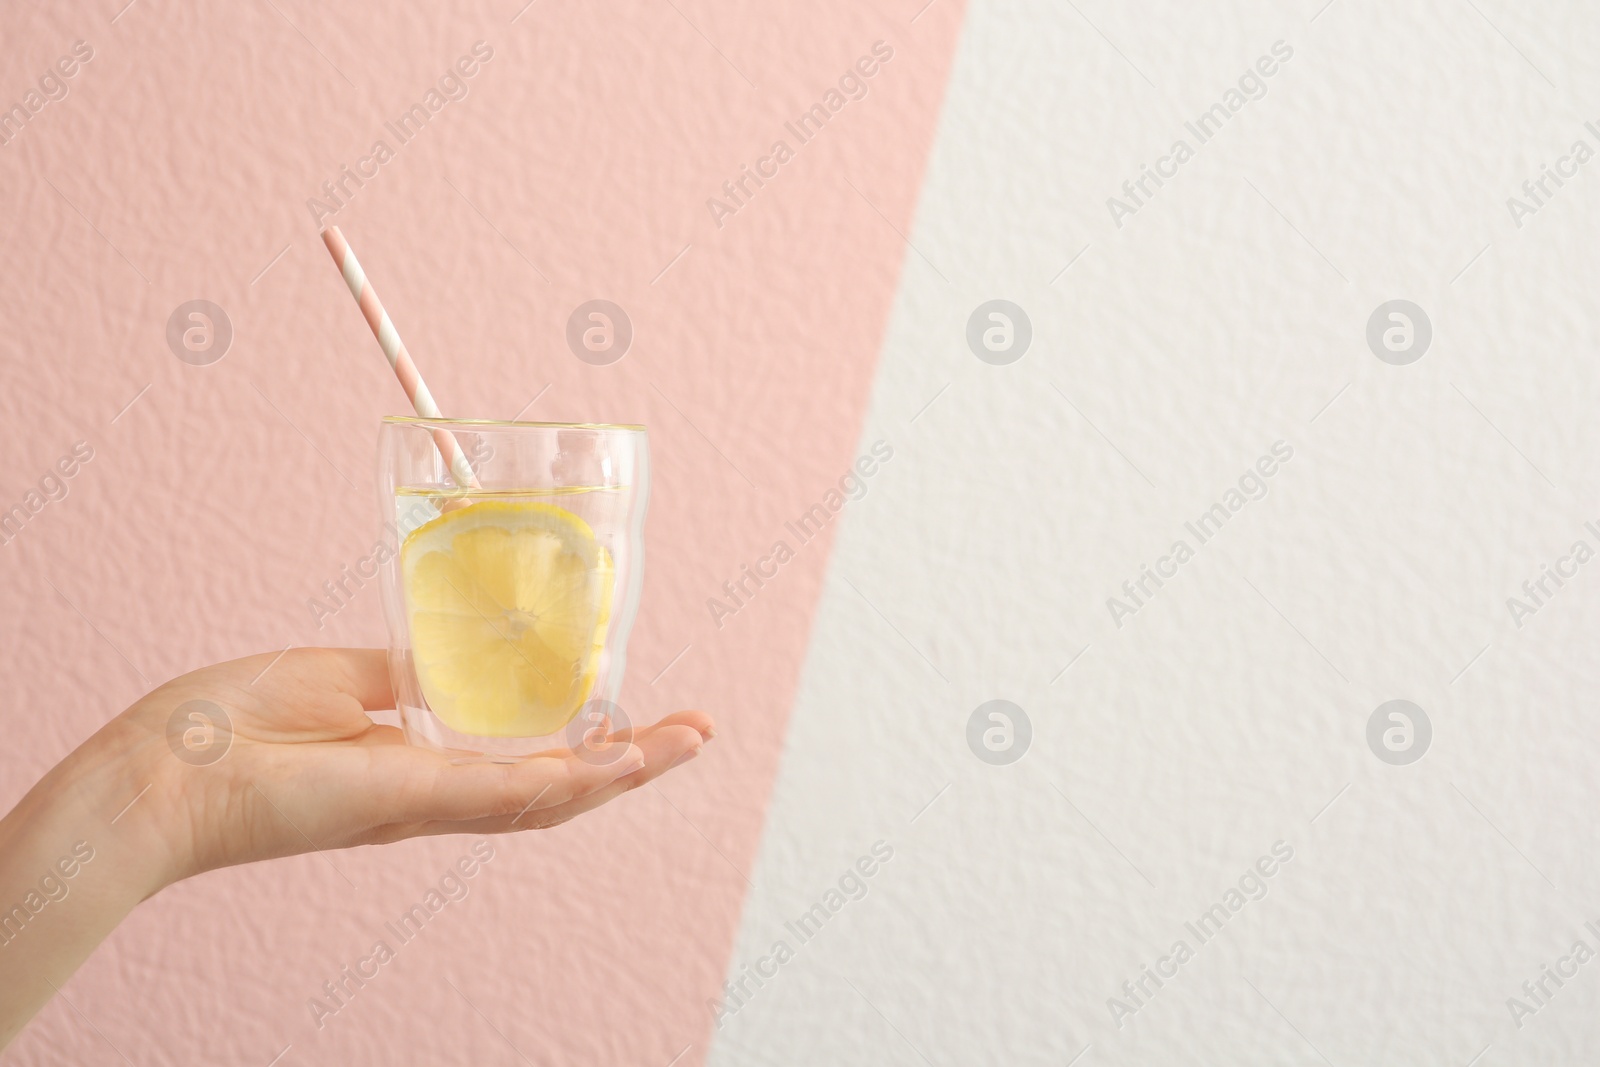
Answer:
[
  {"left": 607, "top": 709, "right": 715, "bottom": 744},
  {"left": 400, "top": 721, "right": 708, "bottom": 838},
  {"left": 545, "top": 723, "right": 705, "bottom": 822},
  {"left": 504, "top": 710, "right": 714, "bottom": 763},
  {"left": 366, "top": 740, "right": 645, "bottom": 825},
  {"left": 340, "top": 709, "right": 715, "bottom": 846}
]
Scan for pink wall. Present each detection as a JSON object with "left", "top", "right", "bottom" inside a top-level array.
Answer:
[{"left": 0, "top": 1, "right": 963, "bottom": 1063}]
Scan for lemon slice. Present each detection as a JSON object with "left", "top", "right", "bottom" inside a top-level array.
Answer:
[{"left": 401, "top": 500, "right": 612, "bottom": 737}]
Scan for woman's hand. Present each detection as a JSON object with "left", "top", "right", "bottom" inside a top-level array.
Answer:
[
  {"left": 0, "top": 647, "right": 713, "bottom": 1047},
  {"left": 121, "top": 647, "right": 713, "bottom": 885}
]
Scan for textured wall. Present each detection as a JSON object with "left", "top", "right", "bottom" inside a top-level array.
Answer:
[
  {"left": 713, "top": 0, "right": 1600, "bottom": 1065},
  {"left": 0, "top": 2, "right": 964, "bottom": 1064},
  {"left": 8, "top": 0, "right": 1600, "bottom": 1064}
]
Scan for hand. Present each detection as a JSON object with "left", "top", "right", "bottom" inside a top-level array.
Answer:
[
  {"left": 115, "top": 647, "right": 714, "bottom": 887},
  {"left": 0, "top": 647, "right": 713, "bottom": 1048}
]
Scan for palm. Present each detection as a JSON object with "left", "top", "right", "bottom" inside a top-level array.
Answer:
[{"left": 124, "top": 648, "right": 711, "bottom": 882}]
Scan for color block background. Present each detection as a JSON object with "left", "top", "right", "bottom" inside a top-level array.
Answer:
[{"left": 5, "top": 0, "right": 1600, "bottom": 1065}]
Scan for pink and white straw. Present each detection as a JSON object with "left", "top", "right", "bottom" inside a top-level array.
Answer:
[{"left": 320, "top": 226, "right": 478, "bottom": 489}]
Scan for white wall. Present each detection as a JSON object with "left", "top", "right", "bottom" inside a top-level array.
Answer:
[{"left": 712, "top": 0, "right": 1600, "bottom": 1062}]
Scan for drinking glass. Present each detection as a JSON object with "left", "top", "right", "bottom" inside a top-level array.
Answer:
[{"left": 376, "top": 416, "right": 648, "bottom": 761}]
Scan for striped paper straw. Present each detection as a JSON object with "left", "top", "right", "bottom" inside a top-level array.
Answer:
[{"left": 320, "top": 226, "right": 479, "bottom": 489}]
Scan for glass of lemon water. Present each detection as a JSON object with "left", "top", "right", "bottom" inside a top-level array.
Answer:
[{"left": 377, "top": 416, "right": 648, "bottom": 761}]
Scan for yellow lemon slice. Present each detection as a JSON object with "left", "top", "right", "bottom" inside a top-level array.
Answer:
[{"left": 401, "top": 500, "right": 612, "bottom": 737}]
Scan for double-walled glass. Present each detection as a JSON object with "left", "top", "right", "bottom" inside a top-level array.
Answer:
[{"left": 377, "top": 417, "right": 648, "bottom": 761}]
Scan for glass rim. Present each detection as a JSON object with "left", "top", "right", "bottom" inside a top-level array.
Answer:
[{"left": 382, "top": 415, "right": 646, "bottom": 432}]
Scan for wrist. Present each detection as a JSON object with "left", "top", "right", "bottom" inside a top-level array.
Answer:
[
  {"left": 4, "top": 714, "right": 186, "bottom": 904},
  {"left": 0, "top": 716, "right": 184, "bottom": 1048}
]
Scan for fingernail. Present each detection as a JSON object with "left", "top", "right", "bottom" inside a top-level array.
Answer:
[
  {"left": 615, "top": 750, "right": 646, "bottom": 775},
  {"left": 702, "top": 726, "right": 717, "bottom": 741},
  {"left": 670, "top": 746, "right": 703, "bottom": 769}
]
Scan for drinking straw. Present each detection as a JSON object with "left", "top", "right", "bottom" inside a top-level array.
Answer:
[{"left": 320, "top": 226, "right": 479, "bottom": 489}]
